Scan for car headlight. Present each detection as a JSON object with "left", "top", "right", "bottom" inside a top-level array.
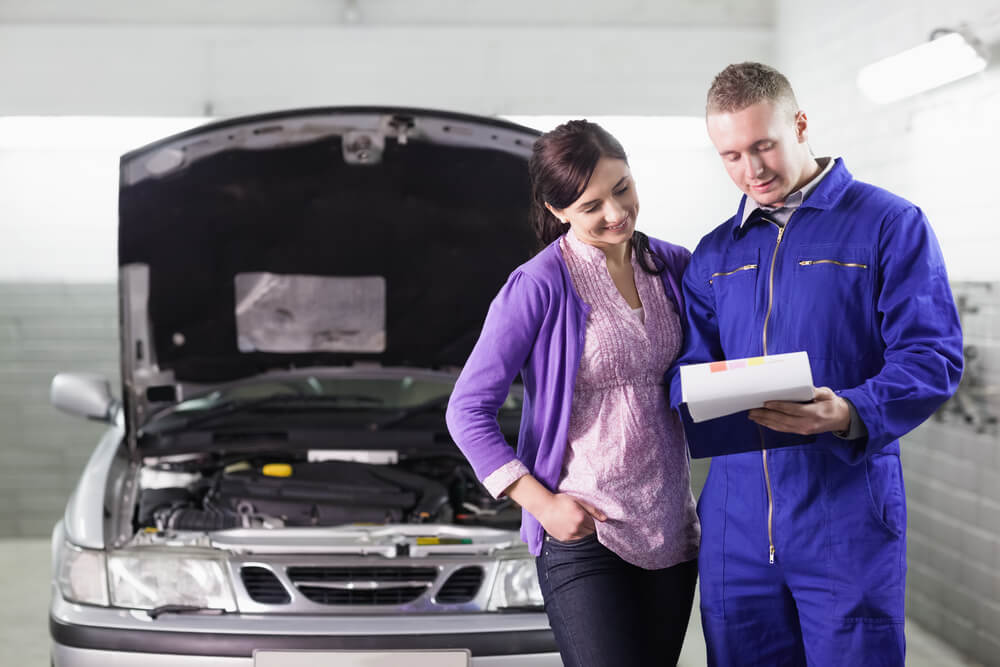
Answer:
[
  {"left": 107, "top": 551, "right": 237, "bottom": 612},
  {"left": 487, "top": 558, "right": 544, "bottom": 611},
  {"left": 57, "top": 543, "right": 109, "bottom": 606}
]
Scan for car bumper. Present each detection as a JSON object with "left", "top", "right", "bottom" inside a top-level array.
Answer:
[
  {"left": 52, "top": 644, "right": 561, "bottom": 667},
  {"left": 50, "top": 594, "right": 558, "bottom": 666}
]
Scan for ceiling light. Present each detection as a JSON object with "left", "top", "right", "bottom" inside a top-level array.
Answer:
[{"left": 857, "top": 30, "right": 988, "bottom": 105}]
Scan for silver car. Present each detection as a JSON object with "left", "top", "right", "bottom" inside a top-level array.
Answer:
[{"left": 48, "top": 108, "right": 559, "bottom": 666}]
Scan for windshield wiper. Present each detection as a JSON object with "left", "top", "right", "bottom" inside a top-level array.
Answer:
[
  {"left": 368, "top": 394, "right": 452, "bottom": 430},
  {"left": 146, "top": 394, "right": 385, "bottom": 435}
]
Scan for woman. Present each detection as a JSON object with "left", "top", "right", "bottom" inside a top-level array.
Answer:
[{"left": 445, "top": 120, "right": 699, "bottom": 665}]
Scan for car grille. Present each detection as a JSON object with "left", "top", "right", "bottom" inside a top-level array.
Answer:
[
  {"left": 241, "top": 566, "right": 291, "bottom": 604},
  {"left": 234, "top": 559, "right": 498, "bottom": 612},
  {"left": 435, "top": 566, "right": 485, "bottom": 603},
  {"left": 286, "top": 565, "right": 440, "bottom": 606}
]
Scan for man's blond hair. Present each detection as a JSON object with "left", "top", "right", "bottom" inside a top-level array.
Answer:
[{"left": 707, "top": 62, "right": 799, "bottom": 118}]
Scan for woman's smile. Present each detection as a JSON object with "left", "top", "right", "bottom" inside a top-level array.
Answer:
[{"left": 604, "top": 215, "right": 630, "bottom": 232}]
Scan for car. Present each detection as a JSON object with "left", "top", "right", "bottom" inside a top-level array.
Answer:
[{"left": 48, "top": 107, "right": 561, "bottom": 666}]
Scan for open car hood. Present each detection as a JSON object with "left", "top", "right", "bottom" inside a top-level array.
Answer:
[{"left": 118, "top": 107, "right": 539, "bottom": 439}]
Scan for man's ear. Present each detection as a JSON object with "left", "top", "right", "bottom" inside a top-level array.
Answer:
[{"left": 795, "top": 110, "right": 809, "bottom": 143}]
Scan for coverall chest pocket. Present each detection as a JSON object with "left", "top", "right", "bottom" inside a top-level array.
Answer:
[
  {"left": 790, "top": 245, "right": 874, "bottom": 361},
  {"left": 709, "top": 251, "right": 759, "bottom": 354}
]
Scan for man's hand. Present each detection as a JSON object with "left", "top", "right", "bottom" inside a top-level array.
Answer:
[{"left": 748, "top": 386, "right": 851, "bottom": 435}]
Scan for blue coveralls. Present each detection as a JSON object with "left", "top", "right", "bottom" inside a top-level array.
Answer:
[{"left": 669, "top": 159, "right": 963, "bottom": 666}]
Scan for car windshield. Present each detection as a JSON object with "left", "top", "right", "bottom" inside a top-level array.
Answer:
[{"left": 171, "top": 375, "right": 523, "bottom": 414}]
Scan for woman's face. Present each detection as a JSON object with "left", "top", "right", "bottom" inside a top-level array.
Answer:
[{"left": 547, "top": 157, "right": 639, "bottom": 250}]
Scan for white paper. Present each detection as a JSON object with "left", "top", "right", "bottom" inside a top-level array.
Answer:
[{"left": 680, "top": 351, "right": 815, "bottom": 423}]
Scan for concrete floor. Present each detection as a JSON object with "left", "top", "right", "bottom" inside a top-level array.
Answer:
[{"left": 5, "top": 538, "right": 981, "bottom": 666}]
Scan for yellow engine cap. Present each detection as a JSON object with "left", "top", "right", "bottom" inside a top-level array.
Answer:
[{"left": 261, "top": 463, "right": 293, "bottom": 477}]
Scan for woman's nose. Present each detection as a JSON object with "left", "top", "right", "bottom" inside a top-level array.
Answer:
[{"left": 605, "top": 200, "right": 627, "bottom": 222}]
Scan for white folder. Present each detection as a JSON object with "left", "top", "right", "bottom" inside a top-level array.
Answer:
[{"left": 680, "top": 351, "right": 815, "bottom": 423}]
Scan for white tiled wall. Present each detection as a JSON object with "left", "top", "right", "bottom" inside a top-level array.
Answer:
[{"left": 0, "top": 284, "right": 118, "bottom": 537}]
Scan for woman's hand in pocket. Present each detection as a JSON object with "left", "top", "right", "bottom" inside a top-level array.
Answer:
[{"left": 539, "top": 493, "right": 607, "bottom": 542}]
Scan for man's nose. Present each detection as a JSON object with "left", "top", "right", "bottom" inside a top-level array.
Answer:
[{"left": 744, "top": 155, "right": 764, "bottom": 180}]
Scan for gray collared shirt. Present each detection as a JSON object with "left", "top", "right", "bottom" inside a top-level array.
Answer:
[
  {"left": 741, "top": 156, "right": 836, "bottom": 228},
  {"left": 737, "top": 156, "right": 866, "bottom": 440}
]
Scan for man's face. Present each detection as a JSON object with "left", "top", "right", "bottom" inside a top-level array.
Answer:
[{"left": 706, "top": 100, "right": 814, "bottom": 208}]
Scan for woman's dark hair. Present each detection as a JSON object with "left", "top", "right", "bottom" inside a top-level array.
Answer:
[{"left": 528, "top": 119, "right": 662, "bottom": 274}]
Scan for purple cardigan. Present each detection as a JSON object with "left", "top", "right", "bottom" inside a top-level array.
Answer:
[{"left": 445, "top": 235, "right": 691, "bottom": 556}]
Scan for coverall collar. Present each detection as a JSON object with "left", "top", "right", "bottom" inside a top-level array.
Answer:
[{"left": 731, "top": 157, "right": 854, "bottom": 239}]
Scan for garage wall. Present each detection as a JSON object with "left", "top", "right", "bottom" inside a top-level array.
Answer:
[
  {"left": 774, "top": 0, "right": 1000, "bottom": 662},
  {"left": 0, "top": 23, "right": 768, "bottom": 118},
  {"left": 0, "top": 0, "right": 773, "bottom": 118},
  {"left": 904, "top": 282, "right": 1000, "bottom": 666},
  {"left": 0, "top": 284, "right": 118, "bottom": 537}
]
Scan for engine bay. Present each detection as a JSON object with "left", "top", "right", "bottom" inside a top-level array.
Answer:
[{"left": 133, "top": 449, "right": 520, "bottom": 535}]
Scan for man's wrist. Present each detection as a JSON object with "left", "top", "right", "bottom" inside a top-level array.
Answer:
[
  {"left": 833, "top": 396, "right": 852, "bottom": 433},
  {"left": 832, "top": 396, "right": 867, "bottom": 440}
]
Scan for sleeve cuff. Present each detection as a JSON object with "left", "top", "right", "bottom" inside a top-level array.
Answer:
[
  {"left": 833, "top": 398, "right": 869, "bottom": 440},
  {"left": 482, "top": 459, "right": 530, "bottom": 499}
]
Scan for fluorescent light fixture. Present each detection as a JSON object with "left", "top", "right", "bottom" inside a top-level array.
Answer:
[{"left": 858, "top": 31, "right": 988, "bottom": 105}]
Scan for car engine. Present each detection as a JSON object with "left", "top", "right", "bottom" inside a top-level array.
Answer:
[{"left": 134, "top": 452, "right": 520, "bottom": 534}]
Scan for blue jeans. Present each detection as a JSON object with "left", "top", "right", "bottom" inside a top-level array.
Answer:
[{"left": 536, "top": 532, "right": 697, "bottom": 666}]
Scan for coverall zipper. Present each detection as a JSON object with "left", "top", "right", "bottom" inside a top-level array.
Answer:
[
  {"left": 709, "top": 264, "right": 758, "bottom": 284},
  {"left": 761, "top": 221, "right": 786, "bottom": 565},
  {"left": 799, "top": 259, "right": 867, "bottom": 269}
]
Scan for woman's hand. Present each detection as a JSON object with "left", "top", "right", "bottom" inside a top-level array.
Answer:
[
  {"left": 538, "top": 493, "right": 607, "bottom": 542},
  {"left": 504, "top": 475, "right": 607, "bottom": 542}
]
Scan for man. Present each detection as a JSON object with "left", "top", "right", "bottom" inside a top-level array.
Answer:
[{"left": 670, "top": 62, "right": 963, "bottom": 665}]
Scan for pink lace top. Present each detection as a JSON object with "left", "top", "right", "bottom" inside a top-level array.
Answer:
[{"left": 484, "top": 232, "right": 700, "bottom": 570}]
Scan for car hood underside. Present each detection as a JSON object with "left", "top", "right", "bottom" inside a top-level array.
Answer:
[{"left": 117, "top": 107, "right": 538, "bottom": 435}]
